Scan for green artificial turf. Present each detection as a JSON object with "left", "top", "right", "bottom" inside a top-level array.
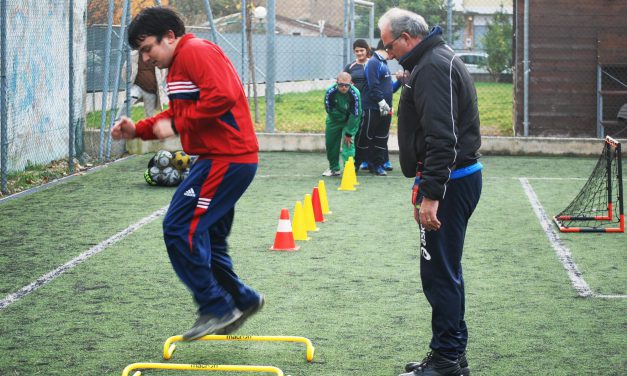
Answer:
[{"left": 0, "top": 152, "right": 624, "bottom": 375}]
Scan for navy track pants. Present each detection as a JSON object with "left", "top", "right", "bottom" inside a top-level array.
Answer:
[
  {"left": 163, "top": 158, "right": 260, "bottom": 316},
  {"left": 418, "top": 170, "right": 482, "bottom": 358}
]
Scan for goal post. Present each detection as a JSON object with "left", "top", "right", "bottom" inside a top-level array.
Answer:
[{"left": 553, "top": 136, "right": 624, "bottom": 233}]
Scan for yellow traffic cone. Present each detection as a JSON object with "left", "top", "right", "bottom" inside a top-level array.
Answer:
[
  {"left": 303, "top": 194, "right": 320, "bottom": 231},
  {"left": 338, "top": 162, "right": 356, "bottom": 191},
  {"left": 347, "top": 157, "right": 359, "bottom": 186},
  {"left": 317, "top": 180, "right": 331, "bottom": 215},
  {"left": 292, "top": 201, "right": 310, "bottom": 241}
]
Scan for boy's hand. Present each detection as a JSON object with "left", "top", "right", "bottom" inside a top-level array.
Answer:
[
  {"left": 111, "top": 116, "right": 136, "bottom": 140},
  {"left": 153, "top": 118, "right": 176, "bottom": 139}
]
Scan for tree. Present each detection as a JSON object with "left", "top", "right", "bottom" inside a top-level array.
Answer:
[
  {"left": 481, "top": 5, "right": 512, "bottom": 82},
  {"left": 169, "top": 0, "right": 241, "bottom": 25},
  {"left": 88, "top": 0, "right": 170, "bottom": 26},
  {"left": 87, "top": 0, "right": 238, "bottom": 27}
]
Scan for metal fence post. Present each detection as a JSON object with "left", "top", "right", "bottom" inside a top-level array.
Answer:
[
  {"left": 343, "top": 0, "right": 349, "bottom": 67},
  {"left": 241, "top": 0, "right": 247, "bottom": 85},
  {"left": 523, "top": 0, "right": 529, "bottom": 136},
  {"left": 349, "top": 0, "right": 355, "bottom": 42},
  {"left": 99, "top": 0, "right": 115, "bottom": 160},
  {"left": 106, "top": 0, "right": 130, "bottom": 160},
  {"left": 125, "top": 5, "right": 132, "bottom": 118},
  {"left": 0, "top": 0, "right": 7, "bottom": 193},
  {"left": 447, "top": 0, "right": 453, "bottom": 45},
  {"left": 203, "top": 0, "right": 218, "bottom": 44},
  {"left": 264, "top": 0, "right": 275, "bottom": 133},
  {"left": 69, "top": 0, "right": 75, "bottom": 173}
]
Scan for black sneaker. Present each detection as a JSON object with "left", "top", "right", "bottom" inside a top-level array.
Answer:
[
  {"left": 405, "top": 351, "right": 469, "bottom": 376},
  {"left": 398, "top": 351, "right": 462, "bottom": 376},
  {"left": 182, "top": 308, "right": 242, "bottom": 340},
  {"left": 215, "top": 294, "right": 265, "bottom": 335}
]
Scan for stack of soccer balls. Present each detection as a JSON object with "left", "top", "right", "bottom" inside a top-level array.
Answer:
[{"left": 144, "top": 150, "right": 193, "bottom": 186}]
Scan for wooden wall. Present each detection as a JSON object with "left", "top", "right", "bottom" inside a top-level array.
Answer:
[{"left": 513, "top": 0, "right": 627, "bottom": 137}]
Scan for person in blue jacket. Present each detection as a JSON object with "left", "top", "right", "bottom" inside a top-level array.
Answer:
[{"left": 354, "top": 40, "right": 401, "bottom": 176}]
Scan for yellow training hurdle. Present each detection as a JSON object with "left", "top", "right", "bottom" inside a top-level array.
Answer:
[
  {"left": 122, "top": 363, "right": 284, "bottom": 376},
  {"left": 163, "top": 335, "right": 315, "bottom": 362}
]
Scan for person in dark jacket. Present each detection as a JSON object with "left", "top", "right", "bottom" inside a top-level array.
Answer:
[
  {"left": 343, "top": 39, "right": 370, "bottom": 94},
  {"left": 354, "top": 40, "right": 401, "bottom": 176},
  {"left": 379, "top": 7, "right": 482, "bottom": 376}
]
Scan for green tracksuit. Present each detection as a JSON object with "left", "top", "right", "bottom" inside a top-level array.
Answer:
[{"left": 324, "top": 83, "right": 362, "bottom": 171}]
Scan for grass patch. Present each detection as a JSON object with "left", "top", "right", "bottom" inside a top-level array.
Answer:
[
  {"left": 252, "top": 82, "right": 514, "bottom": 136},
  {"left": 86, "top": 82, "right": 514, "bottom": 136},
  {"left": 0, "top": 159, "right": 87, "bottom": 197}
]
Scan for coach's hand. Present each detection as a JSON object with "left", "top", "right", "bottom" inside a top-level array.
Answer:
[
  {"left": 153, "top": 118, "right": 176, "bottom": 139},
  {"left": 111, "top": 116, "right": 136, "bottom": 140},
  {"left": 419, "top": 197, "right": 441, "bottom": 231}
]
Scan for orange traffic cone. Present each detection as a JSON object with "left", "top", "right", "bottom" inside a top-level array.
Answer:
[
  {"left": 312, "top": 187, "right": 326, "bottom": 223},
  {"left": 270, "top": 208, "right": 300, "bottom": 251}
]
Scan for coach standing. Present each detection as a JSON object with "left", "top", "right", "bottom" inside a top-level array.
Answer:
[{"left": 379, "top": 8, "right": 482, "bottom": 376}]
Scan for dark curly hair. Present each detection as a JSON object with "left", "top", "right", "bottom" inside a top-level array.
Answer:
[{"left": 127, "top": 7, "right": 185, "bottom": 50}]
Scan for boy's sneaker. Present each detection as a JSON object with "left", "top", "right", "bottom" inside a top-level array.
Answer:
[
  {"left": 215, "top": 294, "right": 265, "bottom": 335},
  {"left": 399, "top": 351, "right": 462, "bottom": 376},
  {"left": 322, "top": 169, "right": 340, "bottom": 177},
  {"left": 183, "top": 308, "right": 242, "bottom": 341},
  {"left": 360, "top": 162, "right": 369, "bottom": 170},
  {"left": 406, "top": 351, "right": 469, "bottom": 376},
  {"left": 383, "top": 160, "right": 393, "bottom": 171}
]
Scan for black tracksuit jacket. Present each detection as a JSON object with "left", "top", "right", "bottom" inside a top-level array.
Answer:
[{"left": 397, "top": 29, "right": 481, "bottom": 201}]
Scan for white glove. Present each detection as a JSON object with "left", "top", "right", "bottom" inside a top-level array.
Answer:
[{"left": 378, "top": 99, "right": 391, "bottom": 116}]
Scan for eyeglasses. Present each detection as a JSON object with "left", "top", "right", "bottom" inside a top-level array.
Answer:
[
  {"left": 384, "top": 35, "right": 402, "bottom": 52},
  {"left": 337, "top": 83, "right": 350, "bottom": 88}
]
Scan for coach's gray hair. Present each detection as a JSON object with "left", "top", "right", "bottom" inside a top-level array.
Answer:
[{"left": 378, "top": 8, "right": 429, "bottom": 39}]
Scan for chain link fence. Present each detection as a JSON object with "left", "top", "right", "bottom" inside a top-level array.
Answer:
[
  {"left": 1, "top": 0, "right": 87, "bottom": 194},
  {"left": 4, "top": 0, "right": 624, "bottom": 195}
]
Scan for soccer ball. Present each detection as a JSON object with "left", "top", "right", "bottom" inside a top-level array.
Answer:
[
  {"left": 149, "top": 166, "right": 165, "bottom": 185},
  {"left": 171, "top": 150, "right": 191, "bottom": 171},
  {"left": 144, "top": 168, "right": 157, "bottom": 186},
  {"left": 155, "top": 150, "right": 173, "bottom": 168},
  {"left": 162, "top": 166, "right": 182, "bottom": 186}
]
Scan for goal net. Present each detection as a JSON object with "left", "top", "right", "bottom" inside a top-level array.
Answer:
[{"left": 554, "top": 136, "right": 624, "bottom": 233}]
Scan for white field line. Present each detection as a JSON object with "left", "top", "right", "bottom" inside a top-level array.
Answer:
[
  {"left": 519, "top": 178, "right": 626, "bottom": 299},
  {"left": 0, "top": 205, "right": 169, "bottom": 311}
]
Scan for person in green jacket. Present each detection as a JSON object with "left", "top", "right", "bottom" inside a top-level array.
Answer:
[{"left": 322, "top": 72, "right": 362, "bottom": 176}]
